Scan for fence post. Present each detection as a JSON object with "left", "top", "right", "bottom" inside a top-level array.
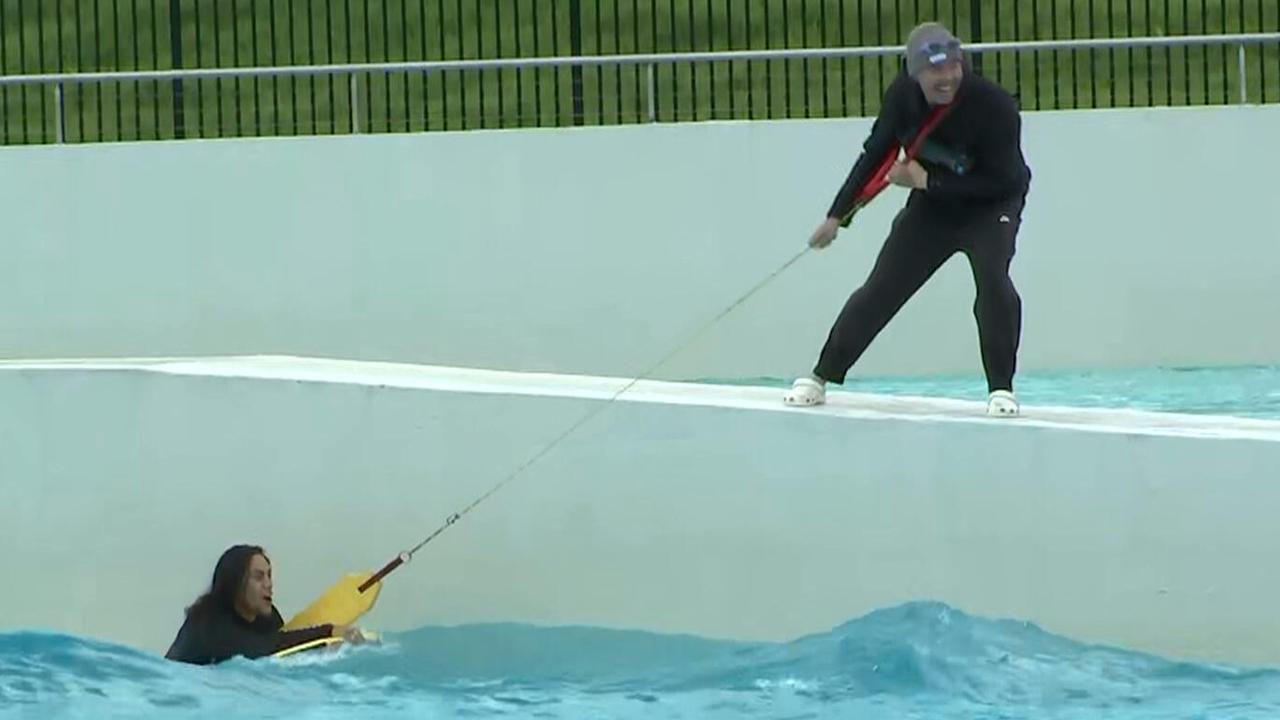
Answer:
[
  {"left": 1238, "top": 44, "right": 1248, "bottom": 104},
  {"left": 350, "top": 74, "right": 361, "bottom": 133},
  {"left": 54, "top": 83, "right": 65, "bottom": 143},
  {"left": 646, "top": 64, "right": 656, "bottom": 123},
  {"left": 169, "top": 0, "right": 185, "bottom": 139},
  {"left": 569, "top": 0, "right": 584, "bottom": 125},
  {"left": 969, "top": 0, "right": 984, "bottom": 74}
]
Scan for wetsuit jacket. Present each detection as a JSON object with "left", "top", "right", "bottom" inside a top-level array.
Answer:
[
  {"left": 164, "top": 604, "right": 333, "bottom": 665},
  {"left": 828, "top": 63, "right": 1031, "bottom": 221}
]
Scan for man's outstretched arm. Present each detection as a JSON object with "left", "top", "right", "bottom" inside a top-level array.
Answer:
[{"left": 826, "top": 104, "right": 903, "bottom": 223}]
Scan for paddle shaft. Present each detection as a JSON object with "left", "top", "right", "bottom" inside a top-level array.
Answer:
[{"left": 358, "top": 552, "right": 411, "bottom": 593}]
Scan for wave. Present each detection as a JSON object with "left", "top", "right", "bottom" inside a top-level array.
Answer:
[{"left": 4, "top": 601, "right": 1279, "bottom": 719}]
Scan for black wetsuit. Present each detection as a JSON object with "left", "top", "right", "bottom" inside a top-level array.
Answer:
[
  {"left": 164, "top": 605, "right": 333, "bottom": 665},
  {"left": 816, "top": 64, "right": 1032, "bottom": 393}
]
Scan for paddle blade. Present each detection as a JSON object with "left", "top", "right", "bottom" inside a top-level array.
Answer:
[{"left": 283, "top": 572, "right": 383, "bottom": 630}]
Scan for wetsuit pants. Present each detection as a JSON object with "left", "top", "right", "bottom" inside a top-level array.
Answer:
[{"left": 813, "top": 199, "right": 1023, "bottom": 393}]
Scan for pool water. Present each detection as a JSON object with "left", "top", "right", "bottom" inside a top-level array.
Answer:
[
  {"left": 4, "top": 601, "right": 1279, "bottom": 720},
  {"left": 701, "top": 364, "right": 1280, "bottom": 419}
]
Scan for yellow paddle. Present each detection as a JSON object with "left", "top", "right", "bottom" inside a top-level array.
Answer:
[{"left": 281, "top": 553, "right": 408, "bottom": 631}]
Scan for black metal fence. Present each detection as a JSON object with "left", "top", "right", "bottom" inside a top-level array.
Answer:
[{"left": 2, "top": 0, "right": 1278, "bottom": 145}]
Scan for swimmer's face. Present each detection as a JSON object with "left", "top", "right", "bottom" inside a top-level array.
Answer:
[
  {"left": 918, "top": 58, "right": 964, "bottom": 105},
  {"left": 240, "top": 553, "right": 274, "bottom": 619}
]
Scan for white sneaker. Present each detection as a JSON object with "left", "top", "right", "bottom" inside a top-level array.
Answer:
[
  {"left": 987, "top": 390, "right": 1020, "bottom": 418},
  {"left": 783, "top": 377, "right": 826, "bottom": 407}
]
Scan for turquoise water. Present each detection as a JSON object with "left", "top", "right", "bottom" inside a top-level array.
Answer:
[
  {"left": 5, "top": 601, "right": 1279, "bottom": 719},
  {"left": 702, "top": 365, "right": 1280, "bottom": 419}
]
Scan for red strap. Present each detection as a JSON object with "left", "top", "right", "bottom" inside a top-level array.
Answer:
[{"left": 851, "top": 103, "right": 954, "bottom": 206}]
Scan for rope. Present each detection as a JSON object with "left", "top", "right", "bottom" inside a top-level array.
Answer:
[{"left": 392, "top": 245, "right": 812, "bottom": 569}]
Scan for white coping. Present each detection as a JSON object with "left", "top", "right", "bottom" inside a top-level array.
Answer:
[{"left": 4, "top": 354, "right": 1279, "bottom": 443}]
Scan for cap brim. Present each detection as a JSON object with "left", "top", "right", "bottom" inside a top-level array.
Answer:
[{"left": 926, "top": 49, "right": 963, "bottom": 67}]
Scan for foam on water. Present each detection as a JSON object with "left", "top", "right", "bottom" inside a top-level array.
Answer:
[{"left": 5, "top": 601, "right": 1280, "bottom": 720}]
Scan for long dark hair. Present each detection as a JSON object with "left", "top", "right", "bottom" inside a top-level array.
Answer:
[{"left": 186, "top": 544, "right": 268, "bottom": 620}]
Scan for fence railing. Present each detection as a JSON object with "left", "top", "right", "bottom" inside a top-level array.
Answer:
[{"left": 2, "top": 33, "right": 1279, "bottom": 144}]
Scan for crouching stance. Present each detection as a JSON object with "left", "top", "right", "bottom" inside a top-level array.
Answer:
[{"left": 785, "top": 22, "right": 1031, "bottom": 418}]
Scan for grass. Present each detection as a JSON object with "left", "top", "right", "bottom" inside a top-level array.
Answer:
[{"left": 1, "top": 0, "right": 1277, "bottom": 144}]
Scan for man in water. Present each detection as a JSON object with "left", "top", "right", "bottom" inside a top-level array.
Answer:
[
  {"left": 783, "top": 22, "right": 1031, "bottom": 417},
  {"left": 165, "top": 544, "right": 364, "bottom": 665}
]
